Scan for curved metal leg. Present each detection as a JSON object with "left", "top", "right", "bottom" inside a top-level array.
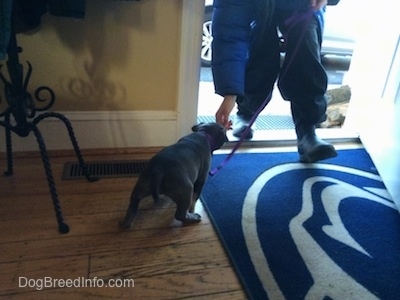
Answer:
[
  {"left": 3, "top": 113, "right": 13, "bottom": 176},
  {"left": 31, "top": 125, "right": 69, "bottom": 234},
  {"left": 0, "top": 17, "right": 95, "bottom": 234}
]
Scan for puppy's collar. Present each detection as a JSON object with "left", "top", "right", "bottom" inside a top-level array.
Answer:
[{"left": 200, "top": 131, "right": 216, "bottom": 152}]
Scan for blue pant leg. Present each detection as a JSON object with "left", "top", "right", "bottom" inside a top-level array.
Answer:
[
  {"left": 277, "top": 9, "right": 328, "bottom": 126},
  {"left": 237, "top": 20, "right": 280, "bottom": 117}
]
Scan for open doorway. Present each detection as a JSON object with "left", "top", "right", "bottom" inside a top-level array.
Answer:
[{"left": 197, "top": 1, "right": 359, "bottom": 142}]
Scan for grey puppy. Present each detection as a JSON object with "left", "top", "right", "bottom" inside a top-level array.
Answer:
[{"left": 119, "top": 122, "right": 228, "bottom": 228}]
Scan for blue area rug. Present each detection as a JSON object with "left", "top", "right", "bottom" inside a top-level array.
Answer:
[{"left": 201, "top": 148, "right": 400, "bottom": 300}]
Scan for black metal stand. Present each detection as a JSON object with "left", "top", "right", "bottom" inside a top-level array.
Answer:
[{"left": 0, "top": 15, "right": 98, "bottom": 234}]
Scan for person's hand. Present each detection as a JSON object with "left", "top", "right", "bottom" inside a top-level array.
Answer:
[
  {"left": 215, "top": 95, "right": 236, "bottom": 130},
  {"left": 310, "top": 0, "right": 327, "bottom": 10}
]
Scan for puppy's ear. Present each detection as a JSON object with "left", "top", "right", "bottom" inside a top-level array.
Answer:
[{"left": 192, "top": 123, "right": 204, "bottom": 132}]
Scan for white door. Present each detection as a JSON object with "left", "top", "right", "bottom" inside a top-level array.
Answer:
[{"left": 344, "top": 2, "right": 400, "bottom": 203}]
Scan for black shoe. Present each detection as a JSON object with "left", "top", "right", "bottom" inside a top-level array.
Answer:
[
  {"left": 232, "top": 115, "right": 253, "bottom": 140},
  {"left": 296, "top": 125, "right": 337, "bottom": 163}
]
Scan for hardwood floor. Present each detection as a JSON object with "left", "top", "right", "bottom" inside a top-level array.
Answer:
[{"left": 0, "top": 149, "right": 246, "bottom": 299}]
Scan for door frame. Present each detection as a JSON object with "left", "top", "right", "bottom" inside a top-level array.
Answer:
[{"left": 177, "top": 0, "right": 204, "bottom": 137}]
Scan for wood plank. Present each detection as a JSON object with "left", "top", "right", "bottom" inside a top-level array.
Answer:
[
  {"left": 0, "top": 223, "right": 219, "bottom": 263},
  {"left": 89, "top": 242, "right": 243, "bottom": 298},
  {"left": 0, "top": 255, "right": 89, "bottom": 297},
  {"left": 90, "top": 240, "right": 231, "bottom": 277},
  {"left": 0, "top": 199, "right": 211, "bottom": 243},
  {"left": 0, "top": 283, "right": 246, "bottom": 300}
]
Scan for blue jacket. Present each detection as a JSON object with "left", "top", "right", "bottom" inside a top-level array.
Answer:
[{"left": 211, "top": 0, "right": 325, "bottom": 96}]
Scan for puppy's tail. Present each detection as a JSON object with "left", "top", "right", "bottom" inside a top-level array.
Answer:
[{"left": 150, "top": 168, "right": 164, "bottom": 204}]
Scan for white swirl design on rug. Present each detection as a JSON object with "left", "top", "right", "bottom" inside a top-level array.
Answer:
[{"left": 242, "top": 163, "right": 394, "bottom": 300}]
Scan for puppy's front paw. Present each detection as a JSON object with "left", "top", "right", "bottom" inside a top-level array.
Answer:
[{"left": 183, "top": 212, "right": 202, "bottom": 223}]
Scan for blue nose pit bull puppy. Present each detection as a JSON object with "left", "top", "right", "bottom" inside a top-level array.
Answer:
[{"left": 119, "top": 123, "right": 228, "bottom": 228}]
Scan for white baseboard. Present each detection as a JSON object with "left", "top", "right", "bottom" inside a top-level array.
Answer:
[{"left": 0, "top": 111, "right": 180, "bottom": 152}]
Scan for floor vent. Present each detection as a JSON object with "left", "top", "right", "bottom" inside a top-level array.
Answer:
[
  {"left": 62, "top": 160, "right": 149, "bottom": 180},
  {"left": 197, "top": 115, "right": 295, "bottom": 130}
]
